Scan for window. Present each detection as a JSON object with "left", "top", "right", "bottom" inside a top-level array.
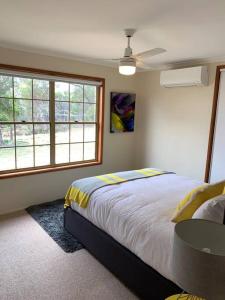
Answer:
[{"left": 0, "top": 65, "right": 104, "bottom": 178}]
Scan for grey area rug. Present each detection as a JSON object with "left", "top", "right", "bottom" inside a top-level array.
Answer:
[{"left": 26, "top": 199, "right": 83, "bottom": 253}]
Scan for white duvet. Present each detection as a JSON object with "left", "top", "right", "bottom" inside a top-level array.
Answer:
[{"left": 71, "top": 173, "right": 202, "bottom": 282}]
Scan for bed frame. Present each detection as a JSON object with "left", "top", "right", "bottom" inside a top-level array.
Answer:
[{"left": 64, "top": 207, "right": 181, "bottom": 299}]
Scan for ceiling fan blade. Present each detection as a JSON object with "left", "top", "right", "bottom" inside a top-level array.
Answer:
[
  {"left": 73, "top": 56, "right": 120, "bottom": 62},
  {"left": 102, "top": 58, "right": 120, "bottom": 61},
  {"left": 135, "top": 48, "right": 166, "bottom": 59},
  {"left": 136, "top": 61, "right": 153, "bottom": 70}
]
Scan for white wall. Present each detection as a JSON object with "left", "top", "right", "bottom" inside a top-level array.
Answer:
[
  {"left": 0, "top": 48, "right": 137, "bottom": 214},
  {"left": 0, "top": 47, "right": 223, "bottom": 214},
  {"left": 135, "top": 62, "right": 222, "bottom": 180}
]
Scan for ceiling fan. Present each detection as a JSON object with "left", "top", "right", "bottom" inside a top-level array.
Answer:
[{"left": 110, "top": 29, "right": 166, "bottom": 75}]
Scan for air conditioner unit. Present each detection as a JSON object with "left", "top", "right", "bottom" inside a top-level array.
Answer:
[{"left": 160, "top": 66, "right": 208, "bottom": 87}]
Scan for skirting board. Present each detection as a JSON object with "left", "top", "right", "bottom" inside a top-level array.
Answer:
[{"left": 64, "top": 207, "right": 181, "bottom": 299}]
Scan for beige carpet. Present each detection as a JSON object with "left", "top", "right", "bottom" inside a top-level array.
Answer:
[{"left": 0, "top": 211, "right": 137, "bottom": 300}]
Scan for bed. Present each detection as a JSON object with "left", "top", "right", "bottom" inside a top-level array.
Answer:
[{"left": 64, "top": 172, "right": 203, "bottom": 299}]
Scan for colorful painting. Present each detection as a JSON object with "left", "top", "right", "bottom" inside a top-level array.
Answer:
[{"left": 110, "top": 92, "right": 136, "bottom": 133}]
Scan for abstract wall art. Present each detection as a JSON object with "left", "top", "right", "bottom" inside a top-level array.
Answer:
[{"left": 110, "top": 92, "right": 136, "bottom": 133}]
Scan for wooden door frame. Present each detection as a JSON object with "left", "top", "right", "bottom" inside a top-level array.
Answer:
[{"left": 205, "top": 65, "right": 225, "bottom": 182}]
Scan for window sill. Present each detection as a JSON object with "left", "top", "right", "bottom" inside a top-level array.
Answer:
[{"left": 0, "top": 160, "right": 102, "bottom": 179}]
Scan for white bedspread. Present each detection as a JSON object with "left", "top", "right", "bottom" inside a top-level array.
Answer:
[{"left": 71, "top": 173, "right": 202, "bottom": 282}]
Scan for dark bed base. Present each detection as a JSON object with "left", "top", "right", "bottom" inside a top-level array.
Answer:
[{"left": 64, "top": 207, "right": 181, "bottom": 299}]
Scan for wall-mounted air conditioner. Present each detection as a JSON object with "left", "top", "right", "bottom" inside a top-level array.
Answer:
[{"left": 160, "top": 66, "right": 208, "bottom": 87}]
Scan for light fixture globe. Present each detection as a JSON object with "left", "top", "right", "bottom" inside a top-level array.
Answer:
[{"left": 119, "top": 58, "right": 136, "bottom": 75}]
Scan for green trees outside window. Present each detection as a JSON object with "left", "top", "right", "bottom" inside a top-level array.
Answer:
[{"left": 0, "top": 74, "right": 97, "bottom": 172}]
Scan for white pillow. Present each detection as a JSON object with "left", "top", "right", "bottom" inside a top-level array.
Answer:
[{"left": 192, "top": 194, "right": 225, "bottom": 224}]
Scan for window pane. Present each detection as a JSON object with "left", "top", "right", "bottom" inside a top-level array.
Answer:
[
  {"left": 34, "top": 124, "right": 50, "bottom": 145},
  {"left": 0, "top": 124, "right": 14, "bottom": 147},
  {"left": 70, "top": 124, "right": 83, "bottom": 143},
  {"left": 0, "top": 75, "right": 13, "bottom": 98},
  {"left": 0, "top": 148, "right": 15, "bottom": 170},
  {"left": 14, "top": 77, "right": 32, "bottom": 99},
  {"left": 84, "top": 142, "right": 95, "bottom": 160},
  {"left": 55, "top": 124, "right": 69, "bottom": 144},
  {"left": 0, "top": 98, "right": 13, "bottom": 121},
  {"left": 33, "top": 100, "right": 49, "bottom": 122},
  {"left": 70, "top": 84, "right": 83, "bottom": 102},
  {"left": 70, "top": 143, "right": 83, "bottom": 162},
  {"left": 15, "top": 99, "right": 32, "bottom": 122},
  {"left": 84, "top": 85, "right": 96, "bottom": 103},
  {"left": 84, "top": 124, "right": 96, "bottom": 142},
  {"left": 16, "top": 124, "right": 33, "bottom": 146},
  {"left": 55, "top": 102, "right": 69, "bottom": 121},
  {"left": 55, "top": 82, "right": 69, "bottom": 101},
  {"left": 55, "top": 144, "right": 69, "bottom": 164},
  {"left": 35, "top": 145, "right": 50, "bottom": 166},
  {"left": 17, "top": 146, "right": 34, "bottom": 168},
  {"left": 33, "top": 79, "right": 49, "bottom": 100},
  {"left": 84, "top": 103, "right": 96, "bottom": 122},
  {"left": 70, "top": 103, "right": 83, "bottom": 122},
  {"left": 0, "top": 75, "right": 99, "bottom": 172}
]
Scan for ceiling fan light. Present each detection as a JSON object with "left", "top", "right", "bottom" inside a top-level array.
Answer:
[
  {"left": 119, "top": 59, "right": 136, "bottom": 75},
  {"left": 119, "top": 65, "right": 136, "bottom": 75}
]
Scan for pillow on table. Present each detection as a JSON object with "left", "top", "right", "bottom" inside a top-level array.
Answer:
[
  {"left": 192, "top": 194, "right": 225, "bottom": 224},
  {"left": 171, "top": 180, "right": 225, "bottom": 223}
]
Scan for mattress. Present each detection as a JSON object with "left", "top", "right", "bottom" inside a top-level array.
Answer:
[{"left": 71, "top": 173, "right": 202, "bottom": 282}]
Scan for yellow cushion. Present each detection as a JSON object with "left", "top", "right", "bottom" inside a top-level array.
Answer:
[
  {"left": 165, "top": 295, "right": 204, "bottom": 300},
  {"left": 171, "top": 181, "right": 225, "bottom": 223},
  {"left": 223, "top": 186, "right": 225, "bottom": 194}
]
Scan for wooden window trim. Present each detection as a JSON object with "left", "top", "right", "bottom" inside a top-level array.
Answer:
[
  {"left": 0, "top": 64, "right": 105, "bottom": 179},
  {"left": 204, "top": 64, "right": 225, "bottom": 182}
]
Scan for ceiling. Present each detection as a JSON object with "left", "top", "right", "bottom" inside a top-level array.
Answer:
[{"left": 0, "top": 0, "right": 225, "bottom": 70}]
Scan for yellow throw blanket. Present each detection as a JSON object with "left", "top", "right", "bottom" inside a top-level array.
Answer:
[{"left": 65, "top": 168, "right": 171, "bottom": 209}]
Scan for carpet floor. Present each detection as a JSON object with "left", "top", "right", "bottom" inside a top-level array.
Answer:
[
  {"left": 26, "top": 199, "right": 83, "bottom": 253},
  {"left": 0, "top": 210, "right": 137, "bottom": 300}
]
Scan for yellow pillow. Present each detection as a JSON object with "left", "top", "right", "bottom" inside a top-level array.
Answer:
[
  {"left": 223, "top": 186, "right": 225, "bottom": 194},
  {"left": 171, "top": 180, "right": 225, "bottom": 223}
]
